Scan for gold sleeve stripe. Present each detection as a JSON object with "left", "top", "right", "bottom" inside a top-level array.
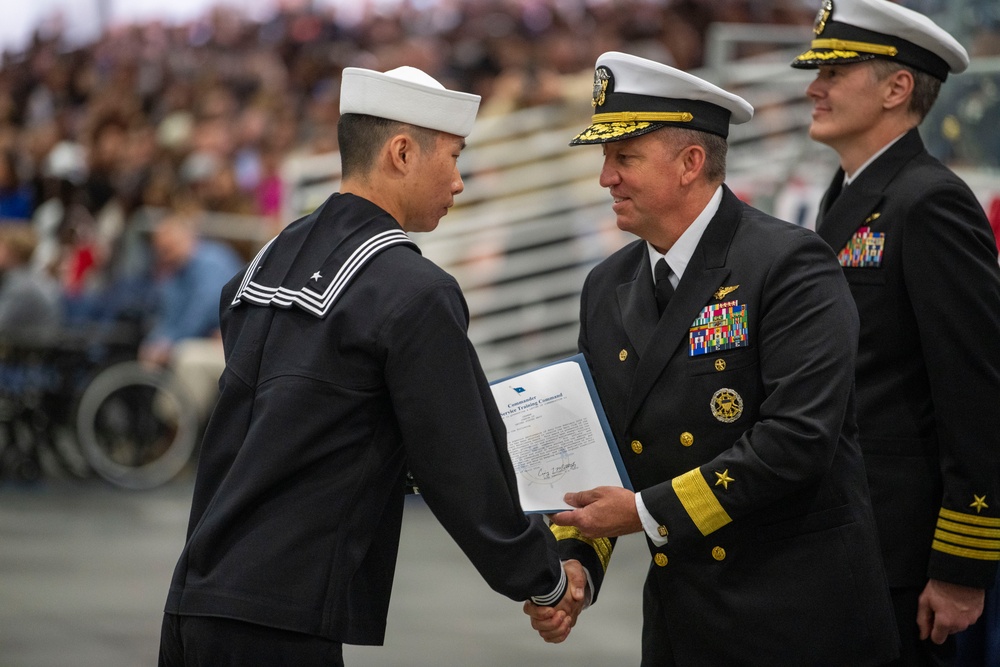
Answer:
[
  {"left": 592, "top": 111, "right": 693, "bottom": 124},
  {"left": 550, "top": 524, "right": 612, "bottom": 572},
  {"left": 672, "top": 468, "right": 732, "bottom": 536},
  {"left": 937, "top": 518, "right": 1000, "bottom": 539},
  {"left": 932, "top": 539, "right": 1000, "bottom": 561},
  {"left": 934, "top": 529, "right": 1000, "bottom": 551},
  {"left": 811, "top": 38, "right": 899, "bottom": 57},
  {"left": 939, "top": 508, "right": 1000, "bottom": 527}
]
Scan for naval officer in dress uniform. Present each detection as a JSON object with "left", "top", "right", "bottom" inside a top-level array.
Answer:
[
  {"left": 791, "top": 1, "right": 1000, "bottom": 664},
  {"left": 158, "top": 65, "right": 587, "bottom": 666},
  {"left": 525, "top": 51, "right": 899, "bottom": 666}
]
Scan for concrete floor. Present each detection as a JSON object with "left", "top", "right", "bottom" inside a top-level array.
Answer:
[{"left": 0, "top": 474, "right": 648, "bottom": 666}]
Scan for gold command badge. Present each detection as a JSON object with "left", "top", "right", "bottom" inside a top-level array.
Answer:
[{"left": 710, "top": 388, "right": 744, "bottom": 423}]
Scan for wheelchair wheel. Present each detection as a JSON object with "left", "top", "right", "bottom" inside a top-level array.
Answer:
[{"left": 75, "top": 361, "right": 199, "bottom": 490}]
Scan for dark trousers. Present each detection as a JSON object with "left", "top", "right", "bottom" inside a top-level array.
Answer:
[
  {"left": 955, "top": 571, "right": 1000, "bottom": 666},
  {"left": 159, "top": 613, "right": 345, "bottom": 667},
  {"left": 882, "top": 587, "right": 956, "bottom": 667}
]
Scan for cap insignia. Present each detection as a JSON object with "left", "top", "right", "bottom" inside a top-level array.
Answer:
[
  {"left": 814, "top": 0, "right": 833, "bottom": 36},
  {"left": 710, "top": 388, "right": 743, "bottom": 423},
  {"left": 592, "top": 66, "right": 611, "bottom": 108}
]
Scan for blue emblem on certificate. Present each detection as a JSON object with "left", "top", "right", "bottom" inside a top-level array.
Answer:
[{"left": 689, "top": 300, "right": 748, "bottom": 356}]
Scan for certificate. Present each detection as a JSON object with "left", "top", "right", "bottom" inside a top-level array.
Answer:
[{"left": 490, "top": 354, "right": 632, "bottom": 513}]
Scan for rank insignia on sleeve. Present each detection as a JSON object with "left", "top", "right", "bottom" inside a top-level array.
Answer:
[
  {"left": 714, "top": 469, "right": 735, "bottom": 490},
  {"left": 837, "top": 226, "right": 885, "bottom": 268},
  {"left": 690, "top": 300, "right": 748, "bottom": 357},
  {"left": 932, "top": 506, "right": 1000, "bottom": 562},
  {"left": 971, "top": 495, "right": 989, "bottom": 513}
]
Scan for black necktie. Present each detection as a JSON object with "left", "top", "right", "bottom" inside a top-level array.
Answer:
[
  {"left": 655, "top": 258, "right": 674, "bottom": 316},
  {"left": 818, "top": 173, "right": 845, "bottom": 229}
]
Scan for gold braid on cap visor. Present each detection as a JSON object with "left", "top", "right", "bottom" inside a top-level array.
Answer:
[{"left": 573, "top": 111, "right": 695, "bottom": 142}]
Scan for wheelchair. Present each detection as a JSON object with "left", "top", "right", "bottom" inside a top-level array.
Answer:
[{"left": 0, "top": 325, "right": 200, "bottom": 490}]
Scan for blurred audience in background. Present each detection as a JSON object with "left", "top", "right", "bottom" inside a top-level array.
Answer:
[
  {"left": 137, "top": 208, "right": 242, "bottom": 422},
  {"left": 0, "top": 0, "right": 993, "bottom": 354},
  {"left": 0, "top": 224, "right": 61, "bottom": 338}
]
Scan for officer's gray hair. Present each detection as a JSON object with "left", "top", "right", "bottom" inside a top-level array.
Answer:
[
  {"left": 658, "top": 127, "right": 728, "bottom": 184},
  {"left": 868, "top": 60, "right": 942, "bottom": 122}
]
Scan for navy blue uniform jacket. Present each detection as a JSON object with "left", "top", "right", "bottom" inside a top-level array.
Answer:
[
  {"left": 816, "top": 128, "right": 1000, "bottom": 588},
  {"left": 580, "top": 186, "right": 898, "bottom": 666},
  {"left": 164, "top": 193, "right": 565, "bottom": 645}
]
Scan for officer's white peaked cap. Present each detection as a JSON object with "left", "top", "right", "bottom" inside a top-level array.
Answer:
[
  {"left": 792, "top": 0, "right": 968, "bottom": 80},
  {"left": 570, "top": 51, "right": 753, "bottom": 145}
]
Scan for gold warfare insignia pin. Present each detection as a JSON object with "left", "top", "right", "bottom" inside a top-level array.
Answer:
[
  {"left": 714, "top": 285, "right": 739, "bottom": 300},
  {"left": 864, "top": 212, "right": 881, "bottom": 224},
  {"left": 592, "top": 66, "right": 611, "bottom": 108},
  {"left": 814, "top": 0, "right": 832, "bottom": 36},
  {"left": 710, "top": 388, "right": 743, "bottom": 423}
]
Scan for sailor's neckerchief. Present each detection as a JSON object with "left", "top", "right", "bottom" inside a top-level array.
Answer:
[{"left": 231, "top": 193, "right": 419, "bottom": 318}]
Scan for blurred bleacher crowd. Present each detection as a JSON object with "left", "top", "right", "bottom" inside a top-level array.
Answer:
[
  {"left": 0, "top": 0, "right": 826, "bottom": 341},
  {"left": 0, "top": 0, "right": 996, "bottom": 485},
  {"left": 0, "top": 0, "right": 998, "bottom": 337}
]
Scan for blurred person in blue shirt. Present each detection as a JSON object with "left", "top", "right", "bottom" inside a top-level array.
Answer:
[
  {"left": 139, "top": 209, "right": 243, "bottom": 422},
  {"left": 0, "top": 150, "right": 33, "bottom": 222},
  {"left": 0, "top": 225, "right": 60, "bottom": 339}
]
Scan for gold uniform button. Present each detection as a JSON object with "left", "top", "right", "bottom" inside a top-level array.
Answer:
[
  {"left": 712, "top": 546, "right": 726, "bottom": 561},
  {"left": 680, "top": 432, "right": 694, "bottom": 447},
  {"left": 654, "top": 553, "right": 668, "bottom": 567},
  {"left": 631, "top": 440, "right": 643, "bottom": 454},
  {"left": 619, "top": 349, "right": 628, "bottom": 362},
  {"left": 715, "top": 358, "right": 726, "bottom": 371}
]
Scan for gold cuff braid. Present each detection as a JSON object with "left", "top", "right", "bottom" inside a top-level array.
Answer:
[{"left": 550, "top": 524, "right": 612, "bottom": 571}]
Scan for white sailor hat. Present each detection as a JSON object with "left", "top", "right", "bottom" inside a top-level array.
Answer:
[
  {"left": 340, "top": 66, "right": 481, "bottom": 138},
  {"left": 569, "top": 51, "right": 753, "bottom": 146},
  {"left": 791, "top": 0, "right": 968, "bottom": 81}
]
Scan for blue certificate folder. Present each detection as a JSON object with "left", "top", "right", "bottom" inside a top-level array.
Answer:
[{"left": 490, "top": 354, "right": 633, "bottom": 513}]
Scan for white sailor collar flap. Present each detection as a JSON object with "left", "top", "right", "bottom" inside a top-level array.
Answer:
[{"left": 231, "top": 194, "right": 419, "bottom": 318}]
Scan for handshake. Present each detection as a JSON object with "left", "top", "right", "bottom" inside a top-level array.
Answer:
[
  {"left": 523, "top": 559, "right": 589, "bottom": 644},
  {"left": 524, "top": 485, "right": 642, "bottom": 643}
]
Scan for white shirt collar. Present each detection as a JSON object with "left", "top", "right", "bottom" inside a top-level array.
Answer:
[
  {"left": 844, "top": 132, "right": 907, "bottom": 186},
  {"left": 646, "top": 185, "right": 724, "bottom": 287}
]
